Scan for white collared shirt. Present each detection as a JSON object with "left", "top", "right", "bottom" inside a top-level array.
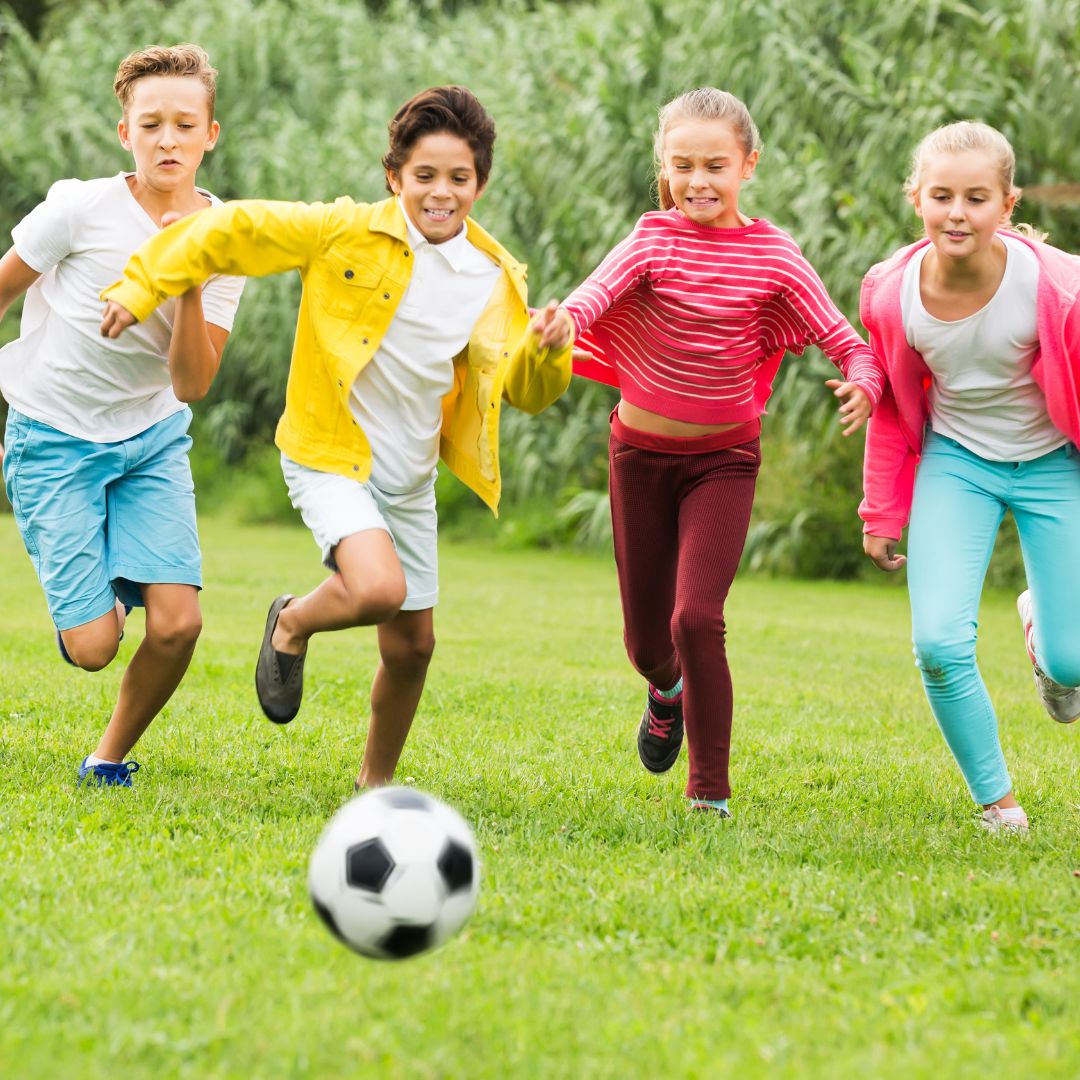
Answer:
[{"left": 349, "top": 200, "right": 501, "bottom": 492}]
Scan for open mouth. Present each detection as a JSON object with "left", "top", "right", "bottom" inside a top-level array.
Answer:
[{"left": 423, "top": 208, "right": 454, "bottom": 221}]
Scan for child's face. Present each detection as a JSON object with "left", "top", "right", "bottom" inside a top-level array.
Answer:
[
  {"left": 387, "top": 132, "right": 484, "bottom": 244},
  {"left": 913, "top": 150, "right": 1016, "bottom": 260},
  {"left": 118, "top": 75, "right": 219, "bottom": 193},
  {"left": 661, "top": 118, "right": 758, "bottom": 228}
]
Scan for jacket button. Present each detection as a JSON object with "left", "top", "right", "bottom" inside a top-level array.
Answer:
[
  {"left": 344, "top": 269, "right": 354, "bottom": 279},
  {"left": 362, "top": 338, "right": 368, "bottom": 344},
  {"left": 337, "top": 380, "right": 343, "bottom": 387},
  {"left": 404, "top": 250, "right": 410, "bottom": 257},
  {"left": 383, "top": 292, "right": 390, "bottom": 300},
  {"left": 353, "top": 465, "right": 359, "bottom": 472}
]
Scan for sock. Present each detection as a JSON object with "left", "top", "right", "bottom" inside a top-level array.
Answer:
[
  {"left": 689, "top": 797, "right": 729, "bottom": 814},
  {"left": 652, "top": 677, "right": 683, "bottom": 701},
  {"left": 275, "top": 649, "right": 300, "bottom": 682},
  {"left": 84, "top": 753, "right": 119, "bottom": 767}
]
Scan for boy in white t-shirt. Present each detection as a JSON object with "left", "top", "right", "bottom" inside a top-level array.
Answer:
[{"left": 0, "top": 44, "right": 244, "bottom": 787}]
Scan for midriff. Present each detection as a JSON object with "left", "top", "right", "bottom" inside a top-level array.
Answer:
[{"left": 617, "top": 399, "right": 745, "bottom": 437}]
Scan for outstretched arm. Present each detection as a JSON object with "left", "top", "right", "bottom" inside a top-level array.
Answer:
[{"left": 100, "top": 199, "right": 325, "bottom": 328}]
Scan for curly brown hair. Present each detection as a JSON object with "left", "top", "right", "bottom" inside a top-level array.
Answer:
[{"left": 382, "top": 86, "right": 496, "bottom": 192}]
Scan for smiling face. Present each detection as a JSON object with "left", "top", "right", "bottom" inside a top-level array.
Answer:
[
  {"left": 117, "top": 75, "right": 219, "bottom": 195},
  {"left": 661, "top": 118, "right": 758, "bottom": 228},
  {"left": 913, "top": 149, "right": 1017, "bottom": 261},
  {"left": 387, "top": 131, "right": 484, "bottom": 244}
]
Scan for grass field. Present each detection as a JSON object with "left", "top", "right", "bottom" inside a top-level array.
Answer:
[{"left": 1, "top": 514, "right": 1078, "bottom": 1079}]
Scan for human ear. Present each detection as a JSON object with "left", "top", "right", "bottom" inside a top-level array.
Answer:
[
  {"left": 117, "top": 118, "right": 132, "bottom": 151},
  {"left": 204, "top": 119, "right": 221, "bottom": 151},
  {"left": 741, "top": 149, "right": 760, "bottom": 179},
  {"left": 386, "top": 170, "right": 401, "bottom": 195}
]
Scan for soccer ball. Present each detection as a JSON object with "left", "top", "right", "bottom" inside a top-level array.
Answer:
[{"left": 308, "top": 787, "right": 479, "bottom": 960}]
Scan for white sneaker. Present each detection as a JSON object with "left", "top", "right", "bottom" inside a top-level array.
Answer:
[
  {"left": 979, "top": 805, "right": 1029, "bottom": 835},
  {"left": 1016, "top": 590, "right": 1080, "bottom": 724}
]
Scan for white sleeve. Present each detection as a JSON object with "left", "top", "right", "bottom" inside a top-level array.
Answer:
[
  {"left": 199, "top": 272, "right": 247, "bottom": 332},
  {"left": 10, "top": 179, "right": 77, "bottom": 274}
]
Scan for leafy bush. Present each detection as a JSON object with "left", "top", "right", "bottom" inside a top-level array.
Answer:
[{"left": 2, "top": 0, "right": 1078, "bottom": 574}]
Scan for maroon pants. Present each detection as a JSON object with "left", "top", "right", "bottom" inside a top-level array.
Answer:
[{"left": 608, "top": 413, "right": 761, "bottom": 800}]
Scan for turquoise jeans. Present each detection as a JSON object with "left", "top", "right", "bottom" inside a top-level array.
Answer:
[{"left": 907, "top": 430, "right": 1080, "bottom": 805}]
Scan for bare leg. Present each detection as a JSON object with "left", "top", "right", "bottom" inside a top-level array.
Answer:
[
  {"left": 93, "top": 583, "right": 201, "bottom": 762},
  {"left": 59, "top": 599, "right": 129, "bottom": 671},
  {"left": 984, "top": 792, "right": 1019, "bottom": 810},
  {"left": 356, "top": 607, "right": 435, "bottom": 788},
  {"left": 272, "top": 529, "right": 406, "bottom": 654}
]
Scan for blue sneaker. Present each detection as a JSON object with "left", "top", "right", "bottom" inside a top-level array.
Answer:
[
  {"left": 58, "top": 604, "right": 133, "bottom": 667},
  {"left": 78, "top": 757, "right": 141, "bottom": 787}
]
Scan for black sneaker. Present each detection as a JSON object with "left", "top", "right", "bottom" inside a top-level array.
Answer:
[
  {"left": 255, "top": 594, "right": 306, "bottom": 724},
  {"left": 636, "top": 685, "right": 684, "bottom": 773}
]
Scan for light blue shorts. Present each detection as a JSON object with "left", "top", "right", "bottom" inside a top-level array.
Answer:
[{"left": 3, "top": 407, "right": 201, "bottom": 631}]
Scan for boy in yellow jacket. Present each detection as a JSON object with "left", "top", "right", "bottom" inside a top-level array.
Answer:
[{"left": 101, "top": 86, "right": 573, "bottom": 789}]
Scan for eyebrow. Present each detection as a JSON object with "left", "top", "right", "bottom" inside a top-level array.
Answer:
[
  {"left": 927, "top": 184, "right": 992, "bottom": 193},
  {"left": 409, "top": 163, "right": 475, "bottom": 173},
  {"left": 669, "top": 153, "right": 733, "bottom": 162},
  {"left": 134, "top": 109, "right": 202, "bottom": 120}
]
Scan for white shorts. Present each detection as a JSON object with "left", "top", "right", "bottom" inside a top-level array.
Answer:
[{"left": 280, "top": 455, "right": 438, "bottom": 610}]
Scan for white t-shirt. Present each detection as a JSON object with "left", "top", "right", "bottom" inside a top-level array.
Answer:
[
  {"left": 349, "top": 201, "right": 501, "bottom": 493},
  {"left": 901, "top": 235, "right": 1065, "bottom": 462},
  {"left": 0, "top": 173, "right": 245, "bottom": 442}
]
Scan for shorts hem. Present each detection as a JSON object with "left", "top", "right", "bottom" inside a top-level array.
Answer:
[
  {"left": 110, "top": 565, "right": 202, "bottom": 589},
  {"left": 400, "top": 590, "right": 438, "bottom": 611},
  {"left": 53, "top": 589, "right": 123, "bottom": 633}
]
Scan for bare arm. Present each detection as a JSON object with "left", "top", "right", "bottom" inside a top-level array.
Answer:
[
  {"left": 0, "top": 247, "right": 42, "bottom": 323},
  {"left": 0, "top": 248, "right": 44, "bottom": 466},
  {"left": 168, "top": 290, "right": 230, "bottom": 402}
]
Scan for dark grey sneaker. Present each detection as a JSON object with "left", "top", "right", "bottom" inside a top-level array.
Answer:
[
  {"left": 636, "top": 685, "right": 684, "bottom": 773},
  {"left": 256, "top": 594, "right": 306, "bottom": 724}
]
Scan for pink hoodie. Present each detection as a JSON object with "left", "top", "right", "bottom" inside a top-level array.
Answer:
[{"left": 859, "top": 232, "right": 1080, "bottom": 539}]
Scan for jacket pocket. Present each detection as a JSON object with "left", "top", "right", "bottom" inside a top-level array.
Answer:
[{"left": 313, "top": 253, "right": 382, "bottom": 319}]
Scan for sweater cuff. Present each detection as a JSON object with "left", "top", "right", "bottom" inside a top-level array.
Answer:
[{"left": 861, "top": 517, "right": 904, "bottom": 541}]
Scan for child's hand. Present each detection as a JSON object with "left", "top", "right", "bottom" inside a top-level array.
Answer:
[
  {"left": 824, "top": 379, "right": 871, "bottom": 436},
  {"left": 572, "top": 346, "right": 597, "bottom": 364},
  {"left": 531, "top": 301, "right": 573, "bottom": 351},
  {"left": 864, "top": 533, "right": 906, "bottom": 572},
  {"left": 100, "top": 300, "right": 138, "bottom": 339}
]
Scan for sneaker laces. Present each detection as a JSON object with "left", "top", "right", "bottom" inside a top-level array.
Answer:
[{"left": 646, "top": 709, "right": 674, "bottom": 739}]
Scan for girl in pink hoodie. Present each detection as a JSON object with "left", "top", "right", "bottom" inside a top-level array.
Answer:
[{"left": 860, "top": 121, "right": 1080, "bottom": 833}]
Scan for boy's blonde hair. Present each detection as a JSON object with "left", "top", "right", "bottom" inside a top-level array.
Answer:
[
  {"left": 654, "top": 88, "right": 761, "bottom": 210},
  {"left": 905, "top": 120, "right": 1045, "bottom": 239},
  {"left": 114, "top": 44, "right": 218, "bottom": 120}
]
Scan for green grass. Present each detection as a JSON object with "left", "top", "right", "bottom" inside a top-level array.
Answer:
[{"left": 1, "top": 514, "right": 1078, "bottom": 1079}]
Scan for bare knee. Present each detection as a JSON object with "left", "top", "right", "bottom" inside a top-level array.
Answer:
[
  {"left": 345, "top": 569, "right": 407, "bottom": 625},
  {"left": 381, "top": 630, "right": 436, "bottom": 678},
  {"left": 64, "top": 632, "right": 120, "bottom": 672},
  {"left": 146, "top": 609, "right": 203, "bottom": 655}
]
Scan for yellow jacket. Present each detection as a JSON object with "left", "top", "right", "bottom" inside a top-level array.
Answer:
[{"left": 103, "top": 197, "right": 572, "bottom": 513}]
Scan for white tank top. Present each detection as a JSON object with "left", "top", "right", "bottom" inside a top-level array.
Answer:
[{"left": 901, "top": 235, "right": 1065, "bottom": 461}]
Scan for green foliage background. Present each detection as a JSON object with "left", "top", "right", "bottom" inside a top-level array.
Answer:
[{"left": 2, "top": 0, "right": 1079, "bottom": 579}]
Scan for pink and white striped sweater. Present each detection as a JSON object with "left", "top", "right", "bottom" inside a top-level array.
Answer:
[{"left": 563, "top": 209, "right": 884, "bottom": 424}]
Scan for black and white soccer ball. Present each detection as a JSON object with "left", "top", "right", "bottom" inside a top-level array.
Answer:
[{"left": 308, "top": 787, "right": 479, "bottom": 960}]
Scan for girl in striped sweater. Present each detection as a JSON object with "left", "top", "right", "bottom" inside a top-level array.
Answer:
[{"left": 545, "top": 88, "right": 885, "bottom": 815}]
